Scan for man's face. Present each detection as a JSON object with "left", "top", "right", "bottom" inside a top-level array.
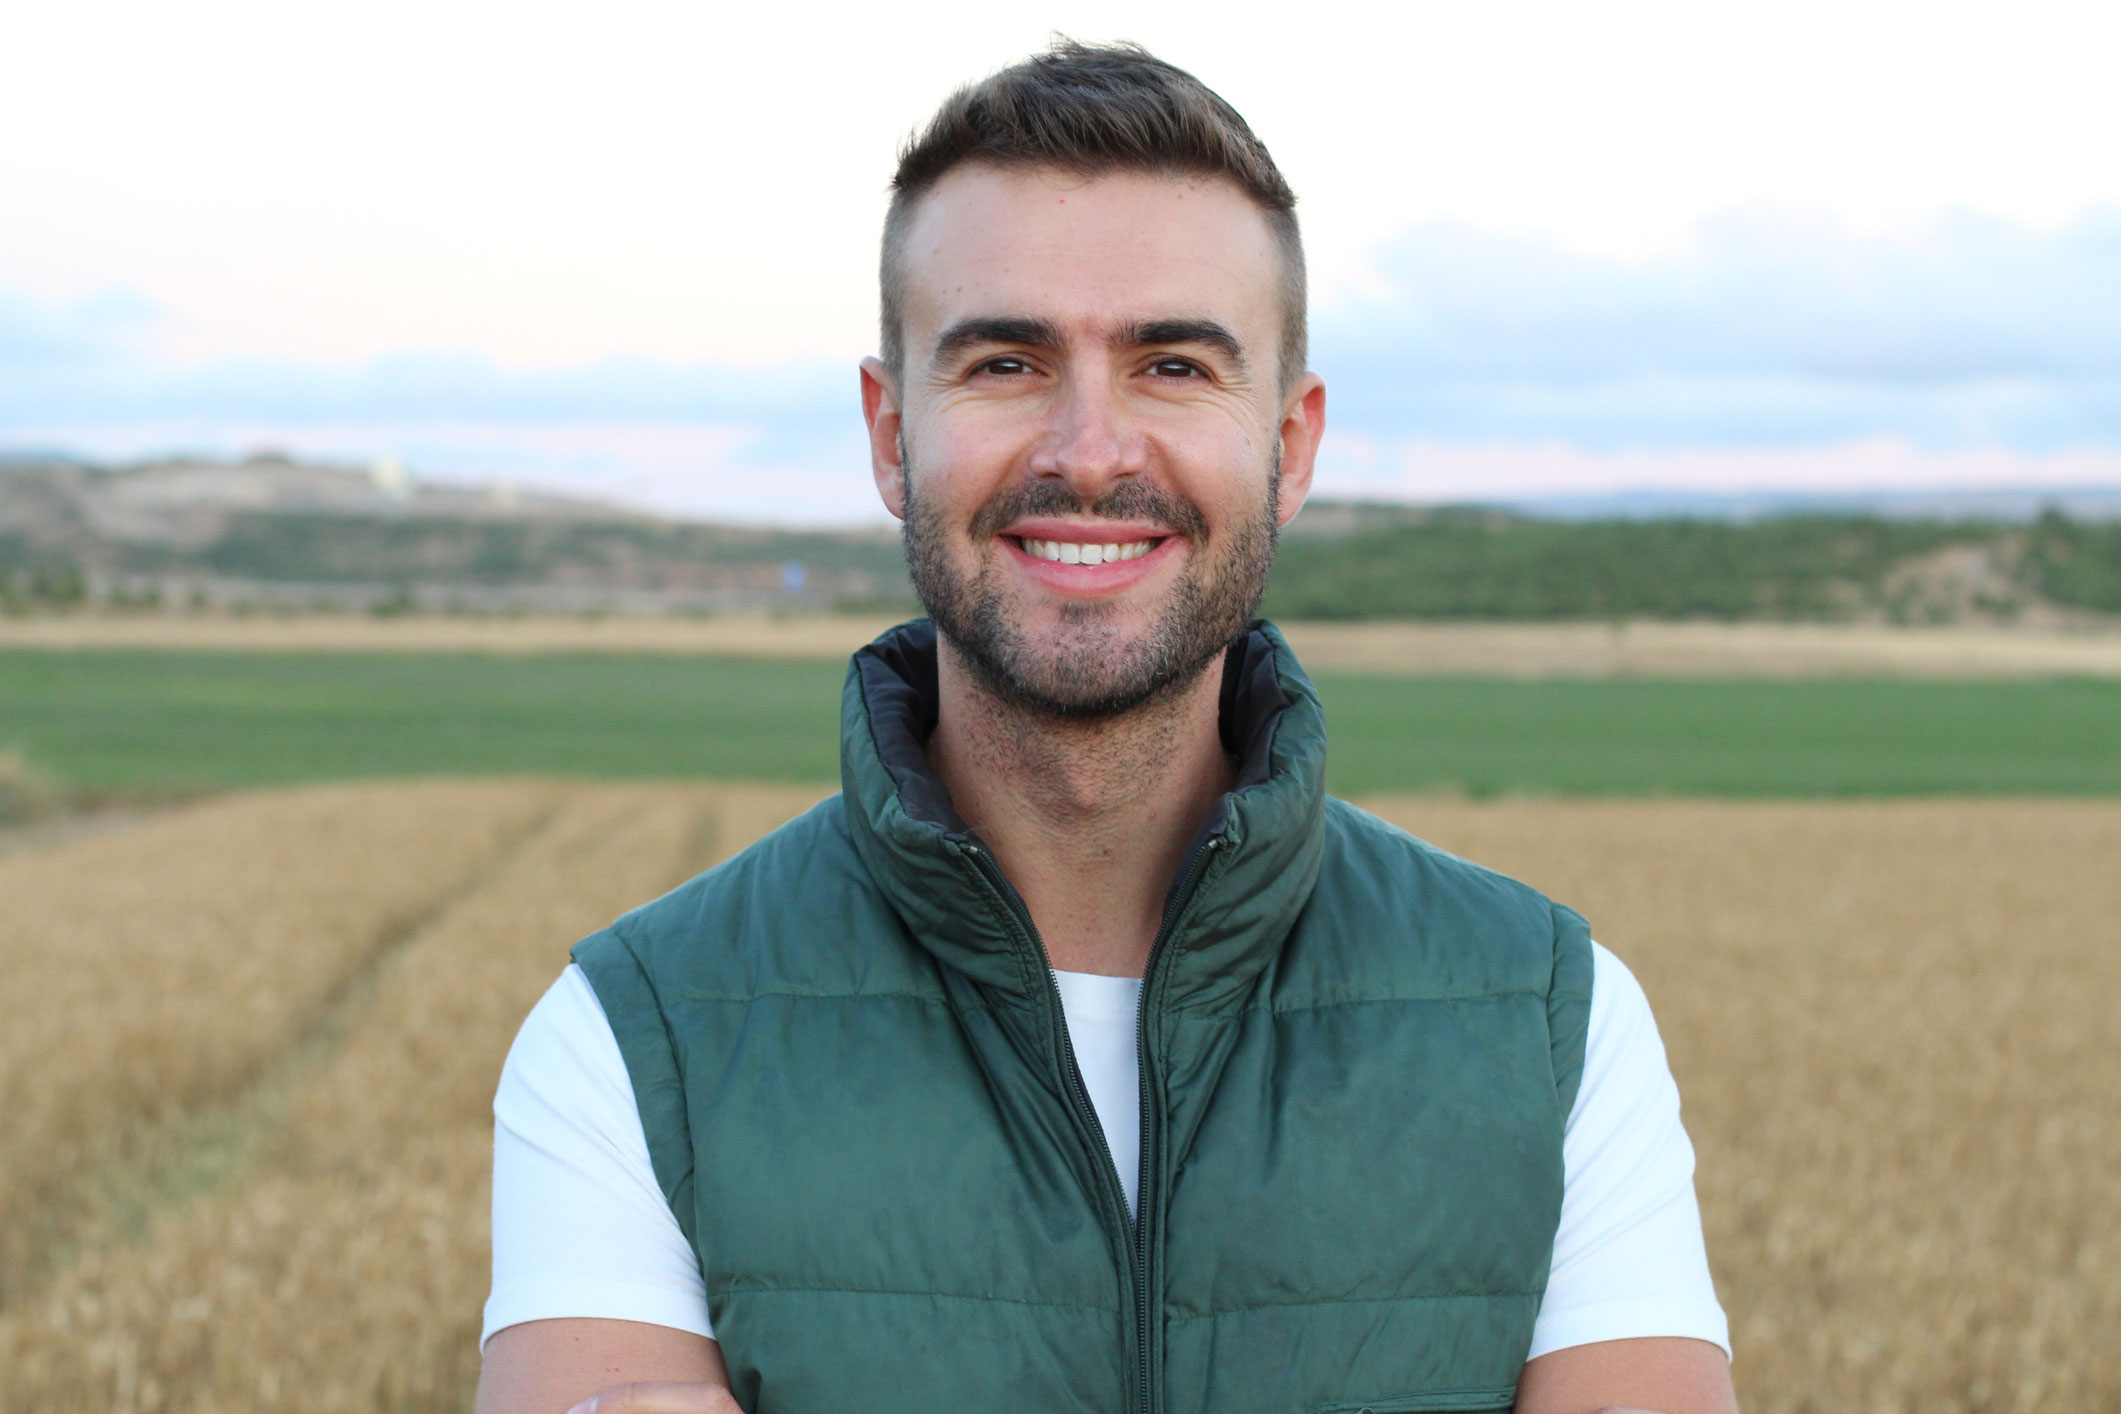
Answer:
[{"left": 862, "top": 164, "right": 1325, "bottom": 718}]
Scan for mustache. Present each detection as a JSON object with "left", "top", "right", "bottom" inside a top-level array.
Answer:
[{"left": 967, "top": 479, "right": 1210, "bottom": 542}]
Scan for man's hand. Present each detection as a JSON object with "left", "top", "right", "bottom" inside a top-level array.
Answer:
[{"left": 566, "top": 1383, "right": 741, "bottom": 1414}]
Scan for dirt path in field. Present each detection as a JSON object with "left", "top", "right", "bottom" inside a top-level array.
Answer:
[
  {"left": 1288, "top": 617, "right": 2121, "bottom": 678},
  {"left": 0, "top": 784, "right": 570, "bottom": 1306},
  {"left": 7, "top": 610, "right": 2121, "bottom": 677},
  {"left": 0, "top": 611, "right": 907, "bottom": 659}
]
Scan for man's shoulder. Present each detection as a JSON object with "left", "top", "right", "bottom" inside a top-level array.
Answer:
[
  {"left": 574, "top": 792, "right": 921, "bottom": 995},
  {"left": 1304, "top": 796, "right": 1592, "bottom": 995},
  {"left": 1320, "top": 795, "right": 1572, "bottom": 918}
]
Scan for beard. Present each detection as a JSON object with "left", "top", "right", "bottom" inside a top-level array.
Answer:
[{"left": 901, "top": 452, "right": 1280, "bottom": 719}]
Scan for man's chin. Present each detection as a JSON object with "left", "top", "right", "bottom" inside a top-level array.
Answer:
[{"left": 945, "top": 623, "right": 1216, "bottom": 720}]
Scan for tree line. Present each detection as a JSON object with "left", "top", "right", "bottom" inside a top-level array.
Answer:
[{"left": 5, "top": 505, "right": 2119, "bottom": 623}]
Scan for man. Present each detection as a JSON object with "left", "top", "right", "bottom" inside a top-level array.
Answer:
[{"left": 477, "top": 41, "right": 1736, "bottom": 1414}]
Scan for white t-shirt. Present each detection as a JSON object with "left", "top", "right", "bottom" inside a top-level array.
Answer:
[{"left": 485, "top": 943, "right": 1729, "bottom": 1363}]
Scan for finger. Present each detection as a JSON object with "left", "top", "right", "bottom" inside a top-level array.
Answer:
[{"left": 567, "top": 1380, "right": 743, "bottom": 1414}]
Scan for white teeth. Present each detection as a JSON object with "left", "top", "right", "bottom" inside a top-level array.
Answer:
[{"left": 1019, "top": 537, "right": 1155, "bottom": 563}]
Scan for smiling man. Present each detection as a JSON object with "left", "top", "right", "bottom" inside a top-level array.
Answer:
[{"left": 475, "top": 41, "right": 1736, "bottom": 1414}]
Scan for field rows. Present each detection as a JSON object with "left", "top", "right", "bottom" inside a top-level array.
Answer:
[
  {"left": 2, "top": 784, "right": 2116, "bottom": 1411},
  {"left": 0, "top": 780, "right": 562, "bottom": 1301},
  {"left": 0, "top": 780, "right": 826, "bottom": 1412}
]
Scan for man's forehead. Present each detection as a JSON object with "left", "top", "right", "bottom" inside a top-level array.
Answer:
[{"left": 897, "top": 164, "right": 1283, "bottom": 345}]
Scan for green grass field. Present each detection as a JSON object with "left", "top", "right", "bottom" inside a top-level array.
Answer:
[{"left": 4, "top": 648, "right": 2118, "bottom": 799}]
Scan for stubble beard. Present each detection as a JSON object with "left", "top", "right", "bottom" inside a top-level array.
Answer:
[{"left": 901, "top": 452, "right": 1280, "bottom": 720}]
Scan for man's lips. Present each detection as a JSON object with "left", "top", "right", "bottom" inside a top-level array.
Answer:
[
  {"left": 1012, "top": 533, "right": 1159, "bottom": 565},
  {"left": 999, "top": 518, "right": 1172, "bottom": 561},
  {"left": 995, "top": 525, "right": 1180, "bottom": 593}
]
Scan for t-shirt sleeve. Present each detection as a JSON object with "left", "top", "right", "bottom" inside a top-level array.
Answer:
[
  {"left": 483, "top": 964, "right": 714, "bottom": 1348},
  {"left": 1527, "top": 942, "right": 1731, "bottom": 1361}
]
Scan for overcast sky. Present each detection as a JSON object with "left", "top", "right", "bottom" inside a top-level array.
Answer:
[{"left": 5, "top": 0, "right": 2119, "bottom": 522}]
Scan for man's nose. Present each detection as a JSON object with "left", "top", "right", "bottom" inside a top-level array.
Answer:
[{"left": 1030, "top": 373, "right": 1146, "bottom": 501}]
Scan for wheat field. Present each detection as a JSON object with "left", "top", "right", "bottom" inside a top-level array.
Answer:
[{"left": 2, "top": 784, "right": 2115, "bottom": 1412}]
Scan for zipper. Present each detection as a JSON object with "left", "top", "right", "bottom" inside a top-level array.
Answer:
[
  {"left": 1132, "top": 831, "right": 1228, "bottom": 1414},
  {"left": 958, "top": 844, "right": 1138, "bottom": 1344},
  {"left": 960, "top": 832, "right": 1228, "bottom": 1414}
]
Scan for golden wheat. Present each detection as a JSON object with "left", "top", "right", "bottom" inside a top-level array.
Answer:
[
  {"left": 0, "top": 781, "right": 827, "bottom": 1413},
  {"left": 0, "top": 780, "right": 561, "bottom": 1301},
  {"left": 0, "top": 787, "right": 2114, "bottom": 1412}
]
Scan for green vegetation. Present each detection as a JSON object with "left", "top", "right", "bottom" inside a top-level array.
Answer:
[
  {"left": 2019, "top": 509, "right": 2121, "bottom": 613},
  {"left": 0, "top": 651, "right": 847, "bottom": 793},
  {"left": 1260, "top": 509, "right": 2119, "bottom": 622},
  {"left": 195, "top": 514, "right": 911, "bottom": 588},
  {"left": 1313, "top": 672, "right": 2121, "bottom": 797},
  {"left": 4, "top": 649, "right": 2117, "bottom": 799}
]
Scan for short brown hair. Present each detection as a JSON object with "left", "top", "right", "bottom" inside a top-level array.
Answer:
[{"left": 880, "top": 39, "right": 1306, "bottom": 390}]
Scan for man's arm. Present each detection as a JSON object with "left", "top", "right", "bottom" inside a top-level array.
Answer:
[
  {"left": 1514, "top": 1335, "right": 1738, "bottom": 1414},
  {"left": 474, "top": 1318, "right": 733, "bottom": 1414},
  {"left": 479, "top": 1329, "right": 1736, "bottom": 1414},
  {"left": 483, "top": 971, "right": 729, "bottom": 1411},
  {"left": 479, "top": 1332, "right": 1730, "bottom": 1414}
]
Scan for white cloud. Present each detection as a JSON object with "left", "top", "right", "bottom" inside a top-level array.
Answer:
[
  {"left": 1320, "top": 207, "right": 2121, "bottom": 382},
  {"left": 1315, "top": 436, "right": 2121, "bottom": 504},
  {"left": 8, "top": 2, "right": 2121, "bottom": 368},
  {"left": 8, "top": 204, "right": 2121, "bottom": 521},
  {"left": 1316, "top": 207, "right": 2121, "bottom": 453}
]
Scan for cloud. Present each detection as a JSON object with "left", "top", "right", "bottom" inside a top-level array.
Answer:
[
  {"left": 1315, "top": 206, "right": 2121, "bottom": 452},
  {"left": 6, "top": 206, "right": 2121, "bottom": 518},
  {"left": 0, "top": 288, "right": 160, "bottom": 364},
  {"left": 1324, "top": 207, "right": 2121, "bottom": 380},
  {"left": 0, "top": 309, "right": 880, "bottom": 518},
  {"left": 1312, "top": 435, "right": 2121, "bottom": 505}
]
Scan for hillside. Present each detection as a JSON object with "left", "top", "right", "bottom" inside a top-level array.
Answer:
[
  {"left": 0, "top": 454, "right": 913, "bottom": 614},
  {"left": 6, "top": 455, "right": 2120, "bottom": 623},
  {"left": 1264, "top": 504, "right": 2121, "bottom": 624}
]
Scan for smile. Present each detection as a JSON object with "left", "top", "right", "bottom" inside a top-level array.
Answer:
[{"left": 1012, "top": 536, "right": 1161, "bottom": 565}]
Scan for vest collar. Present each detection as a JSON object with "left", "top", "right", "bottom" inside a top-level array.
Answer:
[{"left": 840, "top": 618, "right": 1328, "bottom": 1008}]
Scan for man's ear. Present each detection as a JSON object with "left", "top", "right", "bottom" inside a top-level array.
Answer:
[
  {"left": 1273, "top": 372, "right": 1326, "bottom": 528},
  {"left": 860, "top": 357, "right": 907, "bottom": 521}
]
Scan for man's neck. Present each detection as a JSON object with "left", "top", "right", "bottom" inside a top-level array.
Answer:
[{"left": 925, "top": 638, "right": 1237, "bottom": 979}]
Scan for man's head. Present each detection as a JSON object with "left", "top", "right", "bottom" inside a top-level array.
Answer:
[
  {"left": 861, "top": 41, "right": 1326, "bottom": 719},
  {"left": 880, "top": 39, "right": 1307, "bottom": 395}
]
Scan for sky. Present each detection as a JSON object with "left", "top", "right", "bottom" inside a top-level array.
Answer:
[{"left": 5, "top": 0, "right": 2120, "bottom": 523}]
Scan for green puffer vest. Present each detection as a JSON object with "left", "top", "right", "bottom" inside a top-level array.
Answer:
[{"left": 574, "top": 619, "right": 1593, "bottom": 1414}]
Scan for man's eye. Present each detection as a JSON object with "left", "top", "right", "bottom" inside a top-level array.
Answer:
[
  {"left": 975, "top": 357, "right": 1031, "bottom": 377},
  {"left": 1150, "top": 358, "right": 1201, "bottom": 378}
]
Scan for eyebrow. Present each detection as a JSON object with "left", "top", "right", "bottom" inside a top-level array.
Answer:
[
  {"left": 1120, "top": 319, "right": 1248, "bottom": 372},
  {"left": 931, "top": 316, "right": 1064, "bottom": 368},
  {"left": 929, "top": 315, "right": 1250, "bottom": 373}
]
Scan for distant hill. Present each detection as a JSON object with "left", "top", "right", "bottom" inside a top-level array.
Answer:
[
  {"left": 4, "top": 454, "right": 2119, "bottom": 624},
  {"left": 0, "top": 454, "right": 915, "bottom": 614},
  {"left": 1452, "top": 485, "right": 2121, "bottom": 523},
  {"left": 1263, "top": 503, "right": 2121, "bottom": 624}
]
